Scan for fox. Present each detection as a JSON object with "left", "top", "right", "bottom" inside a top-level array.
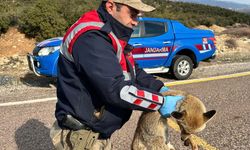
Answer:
[{"left": 132, "top": 90, "right": 216, "bottom": 150}]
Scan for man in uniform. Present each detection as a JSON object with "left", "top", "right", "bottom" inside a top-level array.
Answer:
[{"left": 50, "top": 0, "right": 183, "bottom": 149}]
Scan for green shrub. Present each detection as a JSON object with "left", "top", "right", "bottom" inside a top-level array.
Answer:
[
  {"left": 0, "top": 2, "right": 11, "bottom": 34},
  {"left": 0, "top": 16, "right": 10, "bottom": 34},
  {"left": 57, "top": 0, "right": 99, "bottom": 26},
  {"left": 18, "top": 0, "right": 67, "bottom": 41},
  {"left": 18, "top": 0, "right": 100, "bottom": 41}
]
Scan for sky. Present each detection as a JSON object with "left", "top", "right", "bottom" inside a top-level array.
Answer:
[{"left": 218, "top": 0, "right": 250, "bottom": 5}]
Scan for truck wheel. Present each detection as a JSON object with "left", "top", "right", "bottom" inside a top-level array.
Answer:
[{"left": 171, "top": 55, "right": 193, "bottom": 80}]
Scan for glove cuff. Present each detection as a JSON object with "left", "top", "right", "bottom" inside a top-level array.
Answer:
[
  {"left": 160, "top": 86, "right": 169, "bottom": 93},
  {"left": 159, "top": 96, "right": 184, "bottom": 117}
]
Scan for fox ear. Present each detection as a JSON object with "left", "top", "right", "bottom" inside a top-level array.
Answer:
[
  {"left": 203, "top": 110, "right": 216, "bottom": 123},
  {"left": 171, "top": 110, "right": 186, "bottom": 120}
]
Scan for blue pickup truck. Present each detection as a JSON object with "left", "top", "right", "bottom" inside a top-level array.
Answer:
[{"left": 27, "top": 17, "right": 216, "bottom": 80}]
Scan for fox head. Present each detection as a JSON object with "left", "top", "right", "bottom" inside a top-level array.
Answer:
[{"left": 170, "top": 94, "right": 216, "bottom": 141}]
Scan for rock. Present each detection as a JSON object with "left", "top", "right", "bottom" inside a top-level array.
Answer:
[{"left": 209, "top": 24, "right": 226, "bottom": 33}]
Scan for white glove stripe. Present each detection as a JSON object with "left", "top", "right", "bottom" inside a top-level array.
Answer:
[{"left": 120, "top": 85, "right": 163, "bottom": 110}]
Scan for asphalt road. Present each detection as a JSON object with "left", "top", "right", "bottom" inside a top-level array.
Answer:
[{"left": 1, "top": 63, "right": 250, "bottom": 150}]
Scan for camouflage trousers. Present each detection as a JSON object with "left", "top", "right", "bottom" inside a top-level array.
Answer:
[{"left": 50, "top": 121, "right": 112, "bottom": 150}]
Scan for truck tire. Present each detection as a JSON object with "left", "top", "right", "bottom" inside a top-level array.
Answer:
[{"left": 171, "top": 55, "right": 193, "bottom": 80}]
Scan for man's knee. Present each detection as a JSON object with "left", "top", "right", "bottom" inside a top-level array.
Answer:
[
  {"left": 50, "top": 121, "right": 112, "bottom": 150},
  {"left": 50, "top": 121, "right": 71, "bottom": 150}
]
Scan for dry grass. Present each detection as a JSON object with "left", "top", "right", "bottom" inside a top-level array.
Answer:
[
  {"left": 221, "top": 27, "right": 250, "bottom": 38},
  {"left": 225, "top": 39, "right": 238, "bottom": 49}
]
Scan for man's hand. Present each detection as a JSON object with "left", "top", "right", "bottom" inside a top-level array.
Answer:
[{"left": 159, "top": 95, "right": 184, "bottom": 117}]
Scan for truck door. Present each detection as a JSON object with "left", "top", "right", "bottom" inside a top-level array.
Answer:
[{"left": 130, "top": 20, "right": 174, "bottom": 68}]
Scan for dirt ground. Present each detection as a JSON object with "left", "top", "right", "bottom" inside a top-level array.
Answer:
[
  {"left": 0, "top": 26, "right": 250, "bottom": 81},
  {"left": 0, "top": 27, "right": 35, "bottom": 78}
]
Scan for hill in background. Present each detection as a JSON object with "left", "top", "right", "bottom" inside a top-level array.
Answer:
[
  {"left": 143, "top": 0, "right": 250, "bottom": 27},
  {"left": 170, "top": 0, "right": 250, "bottom": 12},
  {"left": 0, "top": 0, "right": 250, "bottom": 40}
]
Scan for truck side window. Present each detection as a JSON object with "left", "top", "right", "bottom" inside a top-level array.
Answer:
[
  {"left": 131, "top": 22, "right": 142, "bottom": 38},
  {"left": 142, "top": 21, "right": 167, "bottom": 37}
]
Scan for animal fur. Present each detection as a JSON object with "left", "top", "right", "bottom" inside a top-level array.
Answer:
[{"left": 132, "top": 90, "right": 216, "bottom": 150}]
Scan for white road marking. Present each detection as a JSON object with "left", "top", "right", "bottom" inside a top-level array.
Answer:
[
  {"left": 1, "top": 71, "right": 250, "bottom": 107},
  {"left": 165, "top": 71, "right": 250, "bottom": 86},
  {"left": 0, "top": 97, "right": 57, "bottom": 107}
]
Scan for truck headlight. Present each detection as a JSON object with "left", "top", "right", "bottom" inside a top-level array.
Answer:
[{"left": 38, "top": 46, "right": 60, "bottom": 56}]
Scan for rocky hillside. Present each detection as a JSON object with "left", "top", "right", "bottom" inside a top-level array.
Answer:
[{"left": 195, "top": 24, "right": 250, "bottom": 60}]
